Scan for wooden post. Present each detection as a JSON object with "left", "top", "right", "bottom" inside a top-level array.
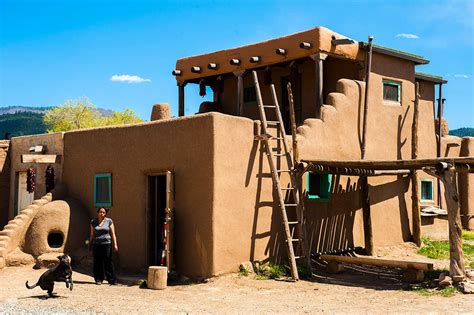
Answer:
[
  {"left": 360, "top": 37, "right": 374, "bottom": 256},
  {"left": 178, "top": 82, "right": 185, "bottom": 117},
  {"left": 234, "top": 71, "right": 245, "bottom": 116},
  {"left": 412, "top": 82, "right": 421, "bottom": 246},
  {"left": 287, "top": 82, "right": 299, "bottom": 164},
  {"left": 425, "top": 163, "right": 465, "bottom": 279},
  {"left": 436, "top": 84, "right": 443, "bottom": 207},
  {"left": 147, "top": 266, "right": 167, "bottom": 290},
  {"left": 440, "top": 165, "right": 465, "bottom": 279},
  {"left": 310, "top": 53, "right": 327, "bottom": 119},
  {"left": 361, "top": 176, "right": 374, "bottom": 255},
  {"left": 361, "top": 36, "right": 373, "bottom": 160}
]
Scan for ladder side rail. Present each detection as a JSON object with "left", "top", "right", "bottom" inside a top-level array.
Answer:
[
  {"left": 286, "top": 82, "right": 312, "bottom": 271},
  {"left": 271, "top": 83, "right": 310, "bottom": 268}
]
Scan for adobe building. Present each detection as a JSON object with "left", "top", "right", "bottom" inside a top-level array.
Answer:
[{"left": 0, "top": 27, "right": 472, "bottom": 277}]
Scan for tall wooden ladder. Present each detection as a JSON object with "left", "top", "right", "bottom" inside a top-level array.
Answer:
[{"left": 252, "top": 70, "right": 312, "bottom": 280}]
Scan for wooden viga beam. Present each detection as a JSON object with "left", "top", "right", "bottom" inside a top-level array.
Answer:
[
  {"left": 300, "top": 164, "right": 411, "bottom": 176},
  {"left": 297, "top": 157, "right": 474, "bottom": 172}
]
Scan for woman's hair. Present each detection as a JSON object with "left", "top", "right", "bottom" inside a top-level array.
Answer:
[{"left": 97, "top": 207, "right": 109, "bottom": 214}]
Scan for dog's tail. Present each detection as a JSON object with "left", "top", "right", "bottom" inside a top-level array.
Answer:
[{"left": 25, "top": 280, "right": 38, "bottom": 289}]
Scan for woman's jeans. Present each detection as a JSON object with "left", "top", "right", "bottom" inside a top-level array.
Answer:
[{"left": 92, "top": 243, "right": 116, "bottom": 284}]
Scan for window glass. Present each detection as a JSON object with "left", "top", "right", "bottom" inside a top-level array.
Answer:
[
  {"left": 421, "top": 180, "right": 433, "bottom": 201},
  {"left": 94, "top": 174, "right": 111, "bottom": 206},
  {"left": 383, "top": 80, "right": 401, "bottom": 103}
]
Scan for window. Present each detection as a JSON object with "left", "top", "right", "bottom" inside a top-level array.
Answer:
[
  {"left": 420, "top": 179, "right": 433, "bottom": 201},
  {"left": 94, "top": 173, "right": 112, "bottom": 207},
  {"left": 244, "top": 86, "right": 257, "bottom": 104},
  {"left": 306, "top": 172, "right": 331, "bottom": 201},
  {"left": 383, "top": 80, "right": 401, "bottom": 103}
]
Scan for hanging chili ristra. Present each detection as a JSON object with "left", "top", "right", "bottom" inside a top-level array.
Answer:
[{"left": 26, "top": 168, "right": 36, "bottom": 193}]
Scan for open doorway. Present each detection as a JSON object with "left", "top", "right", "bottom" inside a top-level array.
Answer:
[
  {"left": 146, "top": 172, "right": 174, "bottom": 269},
  {"left": 147, "top": 174, "right": 166, "bottom": 267}
]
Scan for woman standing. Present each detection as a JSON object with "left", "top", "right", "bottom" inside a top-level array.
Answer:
[{"left": 89, "top": 207, "right": 118, "bottom": 285}]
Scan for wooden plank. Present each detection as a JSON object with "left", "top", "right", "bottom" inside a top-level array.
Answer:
[
  {"left": 21, "top": 154, "right": 57, "bottom": 164},
  {"left": 178, "top": 83, "right": 185, "bottom": 117},
  {"left": 412, "top": 82, "right": 421, "bottom": 247},
  {"left": 320, "top": 255, "right": 434, "bottom": 271}
]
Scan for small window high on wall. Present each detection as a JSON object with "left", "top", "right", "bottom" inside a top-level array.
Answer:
[
  {"left": 420, "top": 179, "right": 433, "bottom": 201},
  {"left": 383, "top": 80, "right": 401, "bottom": 104},
  {"left": 94, "top": 173, "right": 112, "bottom": 207},
  {"left": 306, "top": 172, "right": 331, "bottom": 201}
]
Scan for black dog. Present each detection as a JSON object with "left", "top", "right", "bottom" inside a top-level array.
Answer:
[{"left": 26, "top": 254, "right": 73, "bottom": 297}]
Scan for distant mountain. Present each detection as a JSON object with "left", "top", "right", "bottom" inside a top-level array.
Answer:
[
  {"left": 0, "top": 105, "right": 115, "bottom": 139},
  {"left": 449, "top": 127, "right": 474, "bottom": 137}
]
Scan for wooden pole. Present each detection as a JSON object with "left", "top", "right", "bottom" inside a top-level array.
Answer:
[
  {"left": 361, "top": 36, "right": 373, "bottom": 160},
  {"left": 412, "top": 82, "right": 421, "bottom": 246},
  {"left": 437, "top": 84, "right": 443, "bottom": 207},
  {"left": 178, "top": 82, "right": 185, "bottom": 117},
  {"left": 234, "top": 71, "right": 245, "bottom": 116},
  {"left": 311, "top": 53, "right": 327, "bottom": 119},
  {"left": 287, "top": 82, "right": 299, "bottom": 164},
  {"left": 361, "top": 36, "right": 374, "bottom": 256},
  {"left": 426, "top": 163, "right": 465, "bottom": 279},
  {"left": 300, "top": 157, "right": 474, "bottom": 171},
  {"left": 361, "top": 176, "right": 373, "bottom": 255}
]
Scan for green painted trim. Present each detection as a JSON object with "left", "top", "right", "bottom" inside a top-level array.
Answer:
[
  {"left": 306, "top": 172, "right": 331, "bottom": 202},
  {"left": 94, "top": 173, "right": 112, "bottom": 207},
  {"left": 383, "top": 79, "right": 401, "bottom": 103},
  {"left": 420, "top": 178, "right": 434, "bottom": 201}
]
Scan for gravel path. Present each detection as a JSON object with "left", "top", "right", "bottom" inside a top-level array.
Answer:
[{"left": 1, "top": 264, "right": 473, "bottom": 314}]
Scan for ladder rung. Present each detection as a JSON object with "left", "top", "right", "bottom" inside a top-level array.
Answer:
[
  {"left": 267, "top": 121, "right": 280, "bottom": 125},
  {"left": 295, "top": 256, "right": 306, "bottom": 259},
  {"left": 286, "top": 238, "right": 303, "bottom": 242},
  {"left": 281, "top": 187, "right": 295, "bottom": 190},
  {"left": 276, "top": 170, "right": 291, "bottom": 173},
  {"left": 272, "top": 153, "right": 287, "bottom": 156},
  {"left": 288, "top": 221, "right": 300, "bottom": 225},
  {"left": 284, "top": 204, "right": 298, "bottom": 207},
  {"left": 263, "top": 105, "right": 276, "bottom": 108},
  {"left": 269, "top": 137, "right": 284, "bottom": 140}
]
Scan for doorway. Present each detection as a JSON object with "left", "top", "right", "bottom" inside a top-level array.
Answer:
[
  {"left": 147, "top": 175, "right": 166, "bottom": 267},
  {"left": 16, "top": 171, "right": 34, "bottom": 215}
]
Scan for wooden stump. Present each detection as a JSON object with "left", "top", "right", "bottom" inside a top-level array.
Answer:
[
  {"left": 327, "top": 261, "right": 345, "bottom": 274},
  {"left": 147, "top": 266, "right": 167, "bottom": 290},
  {"left": 402, "top": 269, "right": 424, "bottom": 283}
]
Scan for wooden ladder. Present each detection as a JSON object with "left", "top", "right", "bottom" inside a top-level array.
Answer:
[{"left": 252, "top": 70, "right": 312, "bottom": 280}]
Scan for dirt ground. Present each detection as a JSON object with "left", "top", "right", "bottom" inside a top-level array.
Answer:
[{"left": 1, "top": 244, "right": 473, "bottom": 314}]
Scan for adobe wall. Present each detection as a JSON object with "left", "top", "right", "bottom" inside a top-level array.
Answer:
[
  {"left": 8, "top": 133, "right": 64, "bottom": 219},
  {"left": 62, "top": 115, "right": 216, "bottom": 277},
  {"left": 0, "top": 141, "right": 10, "bottom": 229}
]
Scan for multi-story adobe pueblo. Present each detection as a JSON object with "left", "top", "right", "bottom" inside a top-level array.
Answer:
[{"left": 0, "top": 27, "right": 472, "bottom": 279}]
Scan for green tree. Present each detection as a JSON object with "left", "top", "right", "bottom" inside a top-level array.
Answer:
[{"left": 44, "top": 97, "right": 143, "bottom": 132}]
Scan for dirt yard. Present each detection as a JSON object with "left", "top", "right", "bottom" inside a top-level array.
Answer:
[{"left": 1, "top": 245, "right": 473, "bottom": 314}]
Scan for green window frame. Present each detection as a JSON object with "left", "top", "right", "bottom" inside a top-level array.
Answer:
[
  {"left": 306, "top": 172, "right": 332, "bottom": 202},
  {"left": 383, "top": 79, "right": 401, "bottom": 103},
  {"left": 94, "top": 173, "right": 112, "bottom": 207},
  {"left": 420, "top": 179, "right": 433, "bottom": 201}
]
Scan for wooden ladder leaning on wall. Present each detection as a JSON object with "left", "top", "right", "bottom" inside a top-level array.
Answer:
[{"left": 252, "top": 70, "right": 312, "bottom": 281}]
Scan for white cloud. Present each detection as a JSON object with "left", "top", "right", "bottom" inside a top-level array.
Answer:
[
  {"left": 110, "top": 74, "right": 151, "bottom": 83},
  {"left": 454, "top": 74, "right": 470, "bottom": 78},
  {"left": 396, "top": 33, "right": 419, "bottom": 39}
]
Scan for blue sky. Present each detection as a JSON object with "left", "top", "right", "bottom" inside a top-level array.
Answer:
[{"left": 0, "top": 0, "right": 472, "bottom": 129}]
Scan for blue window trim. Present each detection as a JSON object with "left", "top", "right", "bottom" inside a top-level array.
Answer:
[
  {"left": 420, "top": 178, "right": 434, "bottom": 201},
  {"left": 94, "top": 173, "right": 112, "bottom": 207},
  {"left": 306, "top": 172, "right": 332, "bottom": 202}
]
